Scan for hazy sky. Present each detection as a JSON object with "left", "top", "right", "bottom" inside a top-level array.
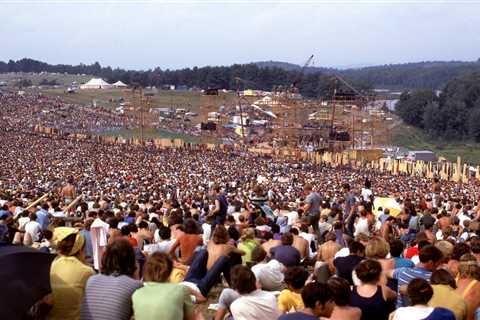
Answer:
[{"left": 1, "top": 0, "right": 479, "bottom": 70}]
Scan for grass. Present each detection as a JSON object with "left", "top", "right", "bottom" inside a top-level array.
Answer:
[
  {"left": 0, "top": 72, "right": 91, "bottom": 86},
  {"left": 391, "top": 123, "right": 480, "bottom": 164},
  {"left": 41, "top": 88, "right": 238, "bottom": 121}
]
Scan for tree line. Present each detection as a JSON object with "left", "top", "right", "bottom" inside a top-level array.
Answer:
[
  {"left": 396, "top": 72, "right": 480, "bottom": 141},
  {"left": 0, "top": 58, "right": 355, "bottom": 98}
]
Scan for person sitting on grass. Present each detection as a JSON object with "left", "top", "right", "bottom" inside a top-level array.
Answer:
[
  {"left": 278, "top": 282, "right": 335, "bottom": 320},
  {"left": 278, "top": 266, "right": 310, "bottom": 313}
]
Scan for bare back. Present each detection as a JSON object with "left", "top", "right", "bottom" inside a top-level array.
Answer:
[
  {"left": 262, "top": 239, "right": 281, "bottom": 257},
  {"left": 207, "top": 242, "right": 235, "bottom": 270},
  {"left": 293, "top": 235, "right": 309, "bottom": 259}
]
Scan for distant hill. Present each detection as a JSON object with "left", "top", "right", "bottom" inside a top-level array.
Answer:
[{"left": 255, "top": 60, "right": 480, "bottom": 89}]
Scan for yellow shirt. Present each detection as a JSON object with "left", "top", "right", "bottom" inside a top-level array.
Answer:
[
  {"left": 428, "top": 284, "right": 467, "bottom": 320},
  {"left": 277, "top": 289, "right": 304, "bottom": 313},
  {"left": 48, "top": 256, "right": 94, "bottom": 320},
  {"left": 168, "top": 267, "right": 187, "bottom": 283}
]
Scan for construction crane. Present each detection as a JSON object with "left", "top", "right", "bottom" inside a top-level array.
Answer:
[{"left": 291, "top": 54, "right": 315, "bottom": 91}]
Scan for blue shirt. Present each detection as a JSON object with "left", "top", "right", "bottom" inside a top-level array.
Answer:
[
  {"left": 36, "top": 209, "right": 50, "bottom": 230},
  {"left": 278, "top": 312, "right": 317, "bottom": 320},
  {"left": 393, "top": 257, "right": 415, "bottom": 269},
  {"left": 392, "top": 266, "right": 432, "bottom": 308},
  {"left": 80, "top": 229, "right": 93, "bottom": 259}
]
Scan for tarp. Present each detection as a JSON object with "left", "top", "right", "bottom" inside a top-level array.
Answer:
[{"left": 373, "top": 197, "right": 401, "bottom": 217}]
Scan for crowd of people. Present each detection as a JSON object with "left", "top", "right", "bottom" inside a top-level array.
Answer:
[{"left": 1, "top": 91, "right": 480, "bottom": 320}]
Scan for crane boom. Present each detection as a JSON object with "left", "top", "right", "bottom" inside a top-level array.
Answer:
[{"left": 292, "top": 54, "right": 314, "bottom": 88}]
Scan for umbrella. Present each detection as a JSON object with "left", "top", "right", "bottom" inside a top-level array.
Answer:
[{"left": 0, "top": 244, "right": 55, "bottom": 320}]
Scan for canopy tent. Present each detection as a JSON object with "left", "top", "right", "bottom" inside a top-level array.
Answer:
[
  {"left": 113, "top": 80, "right": 128, "bottom": 88},
  {"left": 80, "top": 78, "right": 113, "bottom": 89}
]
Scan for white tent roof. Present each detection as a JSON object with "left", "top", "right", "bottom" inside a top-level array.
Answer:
[
  {"left": 113, "top": 80, "right": 127, "bottom": 86},
  {"left": 83, "top": 78, "right": 111, "bottom": 86}
]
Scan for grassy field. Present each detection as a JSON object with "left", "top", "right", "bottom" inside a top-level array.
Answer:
[
  {"left": 41, "top": 88, "right": 238, "bottom": 120},
  {"left": 391, "top": 123, "right": 480, "bottom": 164},
  {"left": 0, "top": 72, "right": 91, "bottom": 86}
]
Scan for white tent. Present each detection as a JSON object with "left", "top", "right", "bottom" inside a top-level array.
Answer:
[
  {"left": 80, "top": 78, "right": 113, "bottom": 89},
  {"left": 113, "top": 80, "right": 128, "bottom": 88}
]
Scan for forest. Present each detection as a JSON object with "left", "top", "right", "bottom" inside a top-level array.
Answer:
[
  {"left": 395, "top": 72, "right": 480, "bottom": 141},
  {"left": 0, "top": 58, "right": 337, "bottom": 98},
  {"left": 3, "top": 58, "right": 479, "bottom": 98}
]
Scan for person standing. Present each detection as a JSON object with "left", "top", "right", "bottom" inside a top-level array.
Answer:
[
  {"left": 212, "top": 186, "right": 228, "bottom": 229},
  {"left": 61, "top": 176, "right": 76, "bottom": 205},
  {"left": 303, "top": 184, "right": 321, "bottom": 234}
]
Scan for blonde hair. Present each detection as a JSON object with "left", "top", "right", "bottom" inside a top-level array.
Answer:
[
  {"left": 241, "top": 228, "right": 255, "bottom": 241},
  {"left": 365, "top": 237, "right": 390, "bottom": 259}
]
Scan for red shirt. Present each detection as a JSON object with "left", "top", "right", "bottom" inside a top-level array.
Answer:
[{"left": 404, "top": 245, "right": 418, "bottom": 259}]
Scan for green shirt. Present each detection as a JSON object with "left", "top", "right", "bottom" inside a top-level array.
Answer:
[
  {"left": 238, "top": 239, "right": 259, "bottom": 265},
  {"left": 132, "top": 282, "right": 193, "bottom": 320}
]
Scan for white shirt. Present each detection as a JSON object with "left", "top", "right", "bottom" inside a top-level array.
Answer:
[
  {"left": 361, "top": 188, "right": 373, "bottom": 201},
  {"left": 334, "top": 247, "right": 350, "bottom": 259},
  {"left": 354, "top": 217, "right": 370, "bottom": 237},
  {"left": 202, "top": 223, "right": 212, "bottom": 245},
  {"left": 231, "top": 289, "right": 280, "bottom": 320},
  {"left": 300, "top": 232, "right": 316, "bottom": 258},
  {"left": 143, "top": 239, "right": 174, "bottom": 255},
  {"left": 251, "top": 260, "right": 285, "bottom": 291},
  {"left": 24, "top": 220, "right": 41, "bottom": 242},
  {"left": 393, "top": 306, "right": 434, "bottom": 320},
  {"left": 287, "top": 210, "right": 299, "bottom": 225}
]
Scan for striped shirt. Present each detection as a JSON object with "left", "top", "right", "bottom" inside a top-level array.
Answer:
[
  {"left": 392, "top": 266, "right": 432, "bottom": 308},
  {"left": 80, "top": 274, "right": 142, "bottom": 320}
]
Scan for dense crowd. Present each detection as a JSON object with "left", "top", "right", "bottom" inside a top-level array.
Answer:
[{"left": 1, "top": 91, "right": 480, "bottom": 320}]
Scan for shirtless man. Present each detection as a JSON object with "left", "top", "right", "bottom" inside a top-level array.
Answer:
[
  {"left": 291, "top": 227, "right": 309, "bottom": 260},
  {"left": 207, "top": 225, "right": 244, "bottom": 270},
  {"left": 61, "top": 176, "right": 76, "bottom": 205},
  {"left": 262, "top": 232, "right": 281, "bottom": 257}
]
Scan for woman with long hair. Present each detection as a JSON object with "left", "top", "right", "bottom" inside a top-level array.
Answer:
[{"left": 81, "top": 239, "right": 142, "bottom": 320}]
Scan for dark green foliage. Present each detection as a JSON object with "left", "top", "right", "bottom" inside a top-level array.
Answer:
[
  {"left": 39, "top": 78, "right": 58, "bottom": 86},
  {"left": 14, "top": 79, "right": 32, "bottom": 88},
  {"left": 397, "top": 72, "right": 480, "bottom": 141},
  {"left": 258, "top": 60, "right": 480, "bottom": 90},
  {"left": 396, "top": 90, "right": 437, "bottom": 128}
]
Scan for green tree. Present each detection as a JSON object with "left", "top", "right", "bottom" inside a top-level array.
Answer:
[{"left": 396, "top": 90, "right": 436, "bottom": 128}]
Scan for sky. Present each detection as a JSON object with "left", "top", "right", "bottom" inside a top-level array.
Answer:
[{"left": 0, "top": 0, "right": 479, "bottom": 70}]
